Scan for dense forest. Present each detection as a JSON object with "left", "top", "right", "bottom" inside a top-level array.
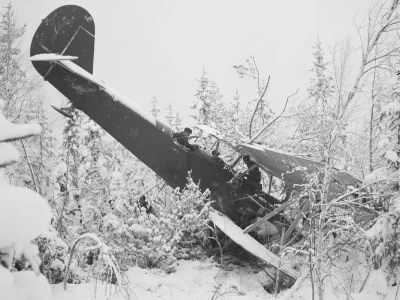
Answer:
[{"left": 2, "top": 1, "right": 400, "bottom": 299}]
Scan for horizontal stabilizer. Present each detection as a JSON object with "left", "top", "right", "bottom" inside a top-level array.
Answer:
[
  {"left": 50, "top": 105, "right": 73, "bottom": 119},
  {"left": 30, "top": 54, "right": 78, "bottom": 62}
]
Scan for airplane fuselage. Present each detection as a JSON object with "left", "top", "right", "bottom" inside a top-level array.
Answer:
[{"left": 30, "top": 5, "right": 233, "bottom": 196}]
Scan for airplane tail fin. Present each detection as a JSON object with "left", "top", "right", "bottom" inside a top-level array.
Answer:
[{"left": 30, "top": 5, "right": 95, "bottom": 78}]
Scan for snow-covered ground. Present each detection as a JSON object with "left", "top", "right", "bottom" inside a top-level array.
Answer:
[
  {"left": 51, "top": 257, "right": 400, "bottom": 300},
  {"left": 53, "top": 258, "right": 270, "bottom": 300}
]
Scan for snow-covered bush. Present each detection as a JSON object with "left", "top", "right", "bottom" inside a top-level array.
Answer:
[
  {"left": 35, "top": 230, "right": 85, "bottom": 284},
  {"left": 105, "top": 177, "right": 212, "bottom": 272},
  {"left": 365, "top": 211, "right": 400, "bottom": 273},
  {"left": 64, "top": 232, "right": 132, "bottom": 299}
]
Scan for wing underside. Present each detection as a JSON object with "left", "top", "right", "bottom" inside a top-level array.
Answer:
[{"left": 240, "top": 144, "right": 361, "bottom": 195}]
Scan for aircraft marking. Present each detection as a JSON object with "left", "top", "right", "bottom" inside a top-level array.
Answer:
[{"left": 128, "top": 127, "right": 140, "bottom": 141}]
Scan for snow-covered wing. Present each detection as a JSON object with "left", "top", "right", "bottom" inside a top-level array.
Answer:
[
  {"left": 209, "top": 208, "right": 298, "bottom": 279},
  {"left": 194, "top": 124, "right": 224, "bottom": 139},
  {"left": 240, "top": 144, "right": 360, "bottom": 190}
]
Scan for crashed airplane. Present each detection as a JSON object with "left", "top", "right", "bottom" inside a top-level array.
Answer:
[{"left": 30, "top": 5, "right": 373, "bottom": 283}]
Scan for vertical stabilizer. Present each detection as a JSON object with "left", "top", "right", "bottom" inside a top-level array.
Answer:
[{"left": 30, "top": 5, "right": 95, "bottom": 76}]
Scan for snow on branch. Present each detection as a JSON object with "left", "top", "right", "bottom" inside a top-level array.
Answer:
[
  {"left": 0, "top": 114, "right": 41, "bottom": 143},
  {"left": 64, "top": 233, "right": 134, "bottom": 299},
  {"left": 0, "top": 143, "right": 19, "bottom": 168},
  {"left": 345, "top": 0, "right": 400, "bottom": 118}
]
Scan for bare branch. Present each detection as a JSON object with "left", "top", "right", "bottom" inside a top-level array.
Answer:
[
  {"left": 248, "top": 89, "right": 299, "bottom": 144},
  {"left": 21, "top": 140, "right": 39, "bottom": 193},
  {"left": 249, "top": 75, "right": 270, "bottom": 138}
]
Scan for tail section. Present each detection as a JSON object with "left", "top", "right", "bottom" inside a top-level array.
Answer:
[{"left": 30, "top": 5, "right": 95, "bottom": 77}]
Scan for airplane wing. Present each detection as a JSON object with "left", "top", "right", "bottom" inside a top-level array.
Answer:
[
  {"left": 192, "top": 125, "right": 360, "bottom": 194},
  {"left": 239, "top": 143, "right": 361, "bottom": 195},
  {"left": 193, "top": 124, "right": 224, "bottom": 140}
]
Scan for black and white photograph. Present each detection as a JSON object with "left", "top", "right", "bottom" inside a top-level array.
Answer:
[{"left": 0, "top": 1, "right": 400, "bottom": 299}]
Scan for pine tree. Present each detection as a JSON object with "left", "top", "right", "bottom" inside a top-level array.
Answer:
[
  {"left": 307, "top": 38, "right": 334, "bottom": 112},
  {"left": 375, "top": 75, "right": 400, "bottom": 173},
  {"left": 223, "top": 90, "right": 244, "bottom": 141},
  {"left": 230, "top": 90, "right": 241, "bottom": 125},
  {"left": 293, "top": 38, "right": 336, "bottom": 160},
  {"left": 174, "top": 111, "right": 182, "bottom": 130},
  {"left": 165, "top": 102, "right": 174, "bottom": 126},
  {"left": 191, "top": 68, "right": 211, "bottom": 124},
  {"left": 207, "top": 80, "right": 224, "bottom": 128},
  {"left": 150, "top": 96, "right": 160, "bottom": 118},
  {"left": 191, "top": 68, "right": 224, "bottom": 128},
  {"left": 0, "top": 3, "right": 42, "bottom": 122}
]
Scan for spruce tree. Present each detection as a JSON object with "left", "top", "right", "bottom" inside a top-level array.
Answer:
[
  {"left": 191, "top": 68, "right": 211, "bottom": 125},
  {"left": 174, "top": 111, "right": 182, "bottom": 130},
  {"left": 293, "top": 38, "right": 336, "bottom": 160},
  {"left": 150, "top": 96, "right": 160, "bottom": 118},
  {"left": 165, "top": 102, "right": 174, "bottom": 126}
]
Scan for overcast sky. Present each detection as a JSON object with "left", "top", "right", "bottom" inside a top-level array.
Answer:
[{"left": 12, "top": 0, "right": 373, "bottom": 126}]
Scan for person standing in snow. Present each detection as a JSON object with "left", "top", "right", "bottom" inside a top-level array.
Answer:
[
  {"left": 137, "top": 195, "right": 159, "bottom": 219},
  {"left": 239, "top": 155, "right": 262, "bottom": 195}
]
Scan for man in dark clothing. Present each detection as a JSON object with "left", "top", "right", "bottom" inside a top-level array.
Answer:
[
  {"left": 240, "top": 154, "right": 262, "bottom": 195},
  {"left": 173, "top": 127, "right": 197, "bottom": 151},
  {"left": 138, "top": 195, "right": 159, "bottom": 219},
  {"left": 211, "top": 150, "right": 226, "bottom": 167}
]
